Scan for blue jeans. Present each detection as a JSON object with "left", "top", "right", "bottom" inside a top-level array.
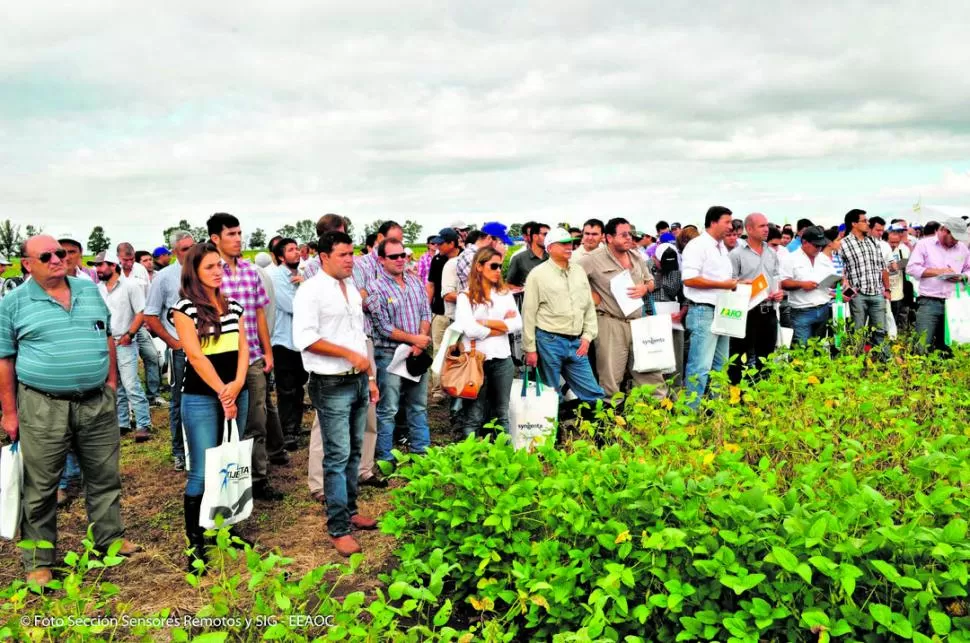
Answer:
[
  {"left": 170, "top": 349, "right": 186, "bottom": 458},
  {"left": 461, "top": 357, "right": 514, "bottom": 438},
  {"left": 790, "top": 303, "right": 832, "bottom": 345},
  {"left": 535, "top": 329, "right": 604, "bottom": 403},
  {"left": 136, "top": 328, "right": 161, "bottom": 399},
  {"left": 115, "top": 343, "right": 152, "bottom": 430},
  {"left": 849, "top": 293, "right": 887, "bottom": 345},
  {"left": 308, "top": 372, "right": 368, "bottom": 537},
  {"left": 684, "top": 305, "right": 730, "bottom": 410},
  {"left": 58, "top": 451, "right": 81, "bottom": 490},
  {"left": 375, "top": 347, "right": 431, "bottom": 463},
  {"left": 915, "top": 297, "right": 948, "bottom": 352},
  {"left": 181, "top": 390, "right": 250, "bottom": 497}
]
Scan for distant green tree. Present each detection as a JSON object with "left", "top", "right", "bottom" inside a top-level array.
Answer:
[
  {"left": 508, "top": 223, "right": 522, "bottom": 240},
  {"left": 87, "top": 226, "right": 110, "bottom": 254},
  {"left": 162, "top": 219, "right": 206, "bottom": 245},
  {"left": 294, "top": 220, "right": 316, "bottom": 244},
  {"left": 402, "top": 220, "right": 423, "bottom": 245},
  {"left": 24, "top": 224, "right": 43, "bottom": 238},
  {"left": 0, "top": 220, "right": 23, "bottom": 257},
  {"left": 249, "top": 228, "right": 267, "bottom": 249}
]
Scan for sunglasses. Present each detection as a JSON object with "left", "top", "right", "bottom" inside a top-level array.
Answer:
[
  {"left": 482, "top": 261, "right": 503, "bottom": 270},
  {"left": 31, "top": 249, "right": 68, "bottom": 263},
  {"left": 385, "top": 252, "right": 407, "bottom": 260}
]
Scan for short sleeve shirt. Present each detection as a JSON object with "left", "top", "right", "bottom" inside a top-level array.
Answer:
[{"left": 171, "top": 297, "right": 245, "bottom": 396}]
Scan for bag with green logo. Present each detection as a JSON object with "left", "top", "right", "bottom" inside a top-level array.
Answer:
[
  {"left": 711, "top": 284, "right": 752, "bottom": 338},
  {"left": 945, "top": 283, "right": 970, "bottom": 346},
  {"left": 508, "top": 368, "right": 559, "bottom": 452}
]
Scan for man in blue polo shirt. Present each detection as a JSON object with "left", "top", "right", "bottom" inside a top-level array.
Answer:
[{"left": 0, "top": 235, "right": 141, "bottom": 587}]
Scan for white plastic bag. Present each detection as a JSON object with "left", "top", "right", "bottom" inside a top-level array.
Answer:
[
  {"left": 885, "top": 307, "right": 898, "bottom": 339},
  {"left": 631, "top": 314, "right": 676, "bottom": 373},
  {"left": 199, "top": 419, "right": 254, "bottom": 529},
  {"left": 946, "top": 285, "right": 970, "bottom": 346},
  {"left": 776, "top": 326, "right": 794, "bottom": 349},
  {"left": 508, "top": 368, "right": 559, "bottom": 451},
  {"left": 711, "top": 284, "right": 752, "bottom": 338},
  {"left": 0, "top": 442, "right": 23, "bottom": 540}
]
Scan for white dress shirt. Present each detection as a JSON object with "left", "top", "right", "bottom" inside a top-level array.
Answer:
[
  {"left": 681, "top": 232, "right": 733, "bottom": 305},
  {"left": 292, "top": 270, "right": 367, "bottom": 375},
  {"left": 120, "top": 262, "right": 151, "bottom": 298},
  {"left": 779, "top": 248, "right": 836, "bottom": 309},
  {"left": 454, "top": 290, "right": 523, "bottom": 360},
  {"left": 98, "top": 279, "right": 145, "bottom": 339}
]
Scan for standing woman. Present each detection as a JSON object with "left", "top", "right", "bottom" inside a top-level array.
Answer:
[
  {"left": 171, "top": 242, "right": 250, "bottom": 571},
  {"left": 454, "top": 247, "right": 521, "bottom": 438}
]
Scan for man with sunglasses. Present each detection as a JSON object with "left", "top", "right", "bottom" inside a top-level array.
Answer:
[{"left": 0, "top": 235, "right": 141, "bottom": 587}]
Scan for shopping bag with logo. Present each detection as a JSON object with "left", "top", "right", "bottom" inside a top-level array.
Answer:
[
  {"left": 508, "top": 368, "right": 559, "bottom": 451},
  {"left": 0, "top": 442, "right": 22, "bottom": 540},
  {"left": 711, "top": 284, "right": 752, "bottom": 338},
  {"left": 631, "top": 314, "right": 676, "bottom": 372},
  {"left": 200, "top": 419, "right": 254, "bottom": 529},
  {"left": 945, "top": 284, "right": 970, "bottom": 346}
]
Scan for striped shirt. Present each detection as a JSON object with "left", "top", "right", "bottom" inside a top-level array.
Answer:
[
  {"left": 219, "top": 259, "right": 270, "bottom": 364},
  {"left": 0, "top": 277, "right": 111, "bottom": 394},
  {"left": 353, "top": 252, "right": 384, "bottom": 336},
  {"left": 366, "top": 268, "right": 432, "bottom": 349},
  {"left": 171, "top": 298, "right": 245, "bottom": 396},
  {"left": 455, "top": 244, "right": 479, "bottom": 291},
  {"left": 416, "top": 250, "right": 434, "bottom": 285},
  {"left": 840, "top": 234, "right": 888, "bottom": 296}
]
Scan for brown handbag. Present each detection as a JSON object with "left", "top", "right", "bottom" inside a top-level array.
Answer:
[{"left": 440, "top": 338, "right": 485, "bottom": 399}]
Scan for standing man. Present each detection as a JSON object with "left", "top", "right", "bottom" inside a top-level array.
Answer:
[
  {"left": 681, "top": 206, "right": 737, "bottom": 408},
  {"left": 839, "top": 209, "right": 891, "bottom": 347},
  {"left": 578, "top": 218, "right": 666, "bottom": 399},
  {"left": 91, "top": 250, "right": 153, "bottom": 442},
  {"left": 886, "top": 223, "right": 912, "bottom": 330},
  {"left": 507, "top": 222, "right": 549, "bottom": 287},
  {"left": 522, "top": 229, "right": 603, "bottom": 403},
  {"left": 573, "top": 219, "right": 605, "bottom": 261},
  {"left": 417, "top": 236, "right": 439, "bottom": 286},
  {"left": 780, "top": 227, "right": 836, "bottom": 345},
  {"left": 293, "top": 231, "right": 379, "bottom": 556},
  {"left": 270, "top": 237, "right": 308, "bottom": 451},
  {"left": 57, "top": 233, "right": 96, "bottom": 282},
  {"left": 152, "top": 247, "right": 172, "bottom": 273},
  {"left": 728, "top": 213, "right": 784, "bottom": 383},
  {"left": 208, "top": 213, "right": 283, "bottom": 501},
  {"left": 135, "top": 251, "right": 155, "bottom": 281},
  {"left": 426, "top": 228, "right": 461, "bottom": 403},
  {"left": 0, "top": 235, "right": 140, "bottom": 586},
  {"left": 455, "top": 229, "right": 491, "bottom": 291},
  {"left": 906, "top": 217, "right": 970, "bottom": 352},
  {"left": 117, "top": 242, "right": 161, "bottom": 405},
  {"left": 368, "top": 238, "right": 433, "bottom": 466},
  {"left": 144, "top": 231, "right": 195, "bottom": 470}
]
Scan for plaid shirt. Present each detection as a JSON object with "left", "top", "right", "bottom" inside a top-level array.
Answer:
[
  {"left": 839, "top": 234, "right": 887, "bottom": 295},
  {"left": 353, "top": 252, "right": 384, "bottom": 336},
  {"left": 455, "top": 245, "right": 478, "bottom": 291},
  {"left": 416, "top": 250, "right": 435, "bottom": 285},
  {"left": 366, "top": 267, "right": 432, "bottom": 349},
  {"left": 302, "top": 255, "right": 321, "bottom": 279},
  {"left": 220, "top": 258, "right": 270, "bottom": 363}
]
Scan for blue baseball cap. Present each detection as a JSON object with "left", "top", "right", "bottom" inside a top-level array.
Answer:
[
  {"left": 481, "top": 221, "right": 513, "bottom": 245},
  {"left": 152, "top": 246, "right": 171, "bottom": 258},
  {"left": 659, "top": 232, "right": 676, "bottom": 243}
]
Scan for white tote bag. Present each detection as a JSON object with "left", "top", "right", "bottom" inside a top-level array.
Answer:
[
  {"left": 776, "top": 325, "right": 794, "bottom": 349},
  {"left": 508, "top": 368, "right": 559, "bottom": 452},
  {"left": 630, "top": 314, "right": 676, "bottom": 373},
  {"left": 0, "top": 442, "right": 23, "bottom": 540},
  {"left": 711, "top": 284, "right": 752, "bottom": 338},
  {"left": 885, "top": 307, "right": 898, "bottom": 339},
  {"left": 199, "top": 419, "right": 254, "bottom": 529},
  {"left": 946, "top": 285, "right": 970, "bottom": 346}
]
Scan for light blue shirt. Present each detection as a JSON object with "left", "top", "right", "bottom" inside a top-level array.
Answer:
[
  {"left": 270, "top": 263, "right": 299, "bottom": 351},
  {"left": 786, "top": 237, "right": 802, "bottom": 253},
  {"left": 144, "top": 261, "right": 182, "bottom": 339}
]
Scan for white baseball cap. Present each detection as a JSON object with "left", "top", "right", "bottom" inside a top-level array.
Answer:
[{"left": 544, "top": 228, "right": 576, "bottom": 250}]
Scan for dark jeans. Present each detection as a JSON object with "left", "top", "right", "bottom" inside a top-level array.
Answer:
[
  {"left": 135, "top": 328, "right": 161, "bottom": 399},
  {"left": 849, "top": 293, "right": 887, "bottom": 345},
  {"left": 460, "top": 357, "right": 514, "bottom": 438},
  {"left": 272, "top": 345, "right": 308, "bottom": 441},
  {"left": 915, "top": 297, "right": 949, "bottom": 353},
  {"left": 375, "top": 347, "right": 431, "bottom": 463},
  {"left": 308, "top": 372, "right": 368, "bottom": 538},
  {"left": 790, "top": 303, "right": 832, "bottom": 345},
  {"left": 728, "top": 308, "right": 778, "bottom": 385}
]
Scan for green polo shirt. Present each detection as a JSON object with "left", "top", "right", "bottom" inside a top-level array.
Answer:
[{"left": 0, "top": 277, "right": 111, "bottom": 395}]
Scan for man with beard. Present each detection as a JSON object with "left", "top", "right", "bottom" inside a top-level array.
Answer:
[{"left": 270, "top": 238, "right": 307, "bottom": 451}]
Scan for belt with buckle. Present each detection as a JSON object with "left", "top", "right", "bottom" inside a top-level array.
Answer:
[
  {"left": 537, "top": 328, "right": 581, "bottom": 341},
  {"left": 22, "top": 384, "right": 103, "bottom": 403}
]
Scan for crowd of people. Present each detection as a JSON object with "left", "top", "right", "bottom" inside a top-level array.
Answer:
[{"left": 1, "top": 206, "right": 968, "bottom": 584}]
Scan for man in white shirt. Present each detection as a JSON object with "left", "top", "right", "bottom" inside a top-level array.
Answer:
[
  {"left": 681, "top": 206, "right": 738, "bottom": 409},
  {"left": 90, "top": 250, "right": 153, "bottom": 442},
  {"left": 117, "top": 241, "right": 161, "bottom": 405},
  {"left": 292, "top": 231, "right": 380, "bottom": 558},
  {"left": 779, "top": 226, "right": 836, "bottom": 345}
]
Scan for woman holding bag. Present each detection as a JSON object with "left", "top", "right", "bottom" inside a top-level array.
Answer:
[
  {"left": 454, "top": 247, "right": 522, "bottom": 438},
  {"left": 171, "top": 242, "right": 250, "bottom": 572}
]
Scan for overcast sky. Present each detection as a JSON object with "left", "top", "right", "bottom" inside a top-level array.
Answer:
[{"left": 2, "top": 1, "right": 969, "bottom": 250}]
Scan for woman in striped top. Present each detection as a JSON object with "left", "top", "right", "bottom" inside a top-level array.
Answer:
[{"left": 170, "top": 242, "right": 250, "bottom": 573}]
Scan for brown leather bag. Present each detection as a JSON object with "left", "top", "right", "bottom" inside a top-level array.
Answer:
[{"left": 440, "top": 338, "right": 485, "bottom": 399}]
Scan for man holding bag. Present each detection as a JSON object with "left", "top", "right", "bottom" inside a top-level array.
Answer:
[
  {"left": 579, "top": 218, "right": 667, "bottom": 400},
  {"left": 293, "top": 232, "right": 380, "bottom": 557},
  {"left": 906, "top": 217, "right": 970, "bottom": 352}
]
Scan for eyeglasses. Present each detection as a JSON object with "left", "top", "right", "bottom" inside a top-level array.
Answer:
[
  {"left": 483, "top": 261, "right": 503, "bottom": 270},
  {"left": 385, "top": 252, "right": 407, "bottom": 260},
  {"left": 29, "top": 249, "right": 67, "bottom": 263}
]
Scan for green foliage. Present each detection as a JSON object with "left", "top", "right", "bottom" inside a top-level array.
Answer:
[
  {"left": 276, "top": 220, "right": 316, "bottom": 245},
  {"left": 401, "top": 220, "right": 423, "bottom": 245},
  {"left": 87, "top": 226, "right": 110, "bottom": 254},
  {"left": 0, "top": 220, "right": 24, "bottom": 257},
  {"left": 162, "top": 219, "right": 207, "bottom": 246},
  {"left": 248, "top": 228, "right": 267, "bottom": 249}
]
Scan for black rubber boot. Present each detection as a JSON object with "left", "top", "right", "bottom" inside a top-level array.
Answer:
[{"left": 183, "top": 494, "right": 208, "bottom": 574}]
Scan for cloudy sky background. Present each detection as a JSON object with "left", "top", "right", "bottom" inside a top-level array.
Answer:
[{"left": 2, "top": 1, "right": 969, "bottom": 250}]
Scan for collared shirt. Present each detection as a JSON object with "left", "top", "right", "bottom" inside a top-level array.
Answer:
[
  {"left": 219, "top": 258, "right": 270, "bottom": 364},
  {"left": 144, "top": 261, "right": 182, "bottom": 339},
  {"left": 416, "top": 250, "right": 435, "bottom": 285},
  {"left": 440, "top": 257, "right": 459, "bottom": 318},
  {"left": 98, "top": 278, "right": 145, "bottom": 338},
  {"left": 120, "top": 262, "right": 151, "bottom": 298},
  {"left": 302, "top": 255, "right": 321, "bottom": 279},
  {"left": 840, "top": 233, "right": 888, "bottom": 296},
  {"left": 270, "top": 264, "right": 300, "bottom": 351},
  {"left": 681, "top": 232, "right": 733, "bottom": 305},
  {"left": 906, "top": 237, "right": 970, "bottom": 299},
  {"left": 292, "top": 270, "right": 368, "bottom": 375},
  {"left": 366, "top": 268, "right": 432, "bottom": 350},
  {"left": 0, "top": 277, "right": 111, "bottom": 394},
  {"left": 506, "top": 247, "right": 547, "bottom": 287},
  {"left": 455, "top": 244, "right": 480, "bottom": 291},
  {"left": 353, "top": 252, "right": 384, "bottom": 336},
  {"left": 454, "top": 290, "right": 522, "bottom": 360},
  {"left": 730, "top": 242, "right": 780, "bottom": 289},
  {"left": 779, "top": 249, "right": 836, "bottom": 309},
  {"left": 578, "top": 246, "right": 652, "bottom": 320},
  {"left": 521, "top": 259, "right": 597, "bottom": 352},
  {"left": 572, "top": 245, "right": 600, "bottom": 262}
]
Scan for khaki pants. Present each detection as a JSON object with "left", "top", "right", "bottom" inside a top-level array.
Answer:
[
  {"left": 595, "top": 314, "right": 668, "bottom": 400},
  {"left": 18, "top": 384, "right": 125, "bottom": 570},
  {"left": 308, "top": 340, "right": 378, "bottom": 493},
  {"left": 429, "top": 314, "right": 452, "bottom": 396}
]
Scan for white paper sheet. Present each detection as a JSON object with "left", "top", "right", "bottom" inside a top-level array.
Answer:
[
  {"left": 388, "top": 343, "right": 420, "bottom": 382},
  {"left": 653, "top": 301, "right": 684, "bottom": 331},
  {"left": 610, "top": 270, "right": 644, "bottom": 317},
  {"left": 817, "top": 273, "right": 842, "bottom": 290}
]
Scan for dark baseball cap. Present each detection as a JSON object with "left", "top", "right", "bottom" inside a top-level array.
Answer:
[
  {"left": 431, "top": 227, "right": 459, "bottom": 244},
  {"left": 801, "top": 226, "right": 829, "bottom": 248}
]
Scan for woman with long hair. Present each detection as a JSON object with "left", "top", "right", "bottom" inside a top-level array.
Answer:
[
  {"left": 170, "top": 242, "right": 250, "bottom": 572},
  {"left": 453, "top": 247, "right": 521, "bottom": 438}
]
